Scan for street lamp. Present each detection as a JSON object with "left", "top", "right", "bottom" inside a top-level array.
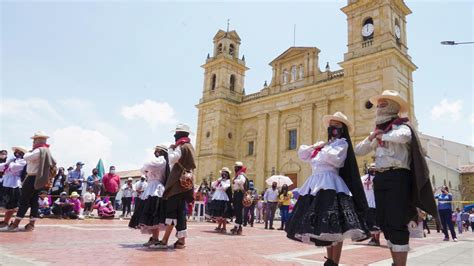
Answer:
[{"left": 441, "top": 40, "right": 474, "bottom": 45}]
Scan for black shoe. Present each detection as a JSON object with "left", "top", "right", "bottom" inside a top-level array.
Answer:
[
  {"left": 324, "top": 257, "right": 338, "bottom": 266},
  {"left": 264, "top": 226, "right": 268, "bottom": 229},
  {"left": 269, "top": 227, "right": 275, "bottom": 230}
]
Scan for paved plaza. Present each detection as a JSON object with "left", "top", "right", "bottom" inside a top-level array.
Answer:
[{"left": 1, "top": 218, "right": 473, "bottom": 265}]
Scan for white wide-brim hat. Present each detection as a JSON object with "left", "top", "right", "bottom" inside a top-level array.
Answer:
[
  {"left": 31, "top": 131, "right": 50, "bottom": 139},
  {"left": 369, "top": 90, "right": 409, "bottom": 114},
  {"left": 171, "top": 123, "right": 193, "bottom": 134},
  {"left": 322, "top": 112, "right": 354, "bottom": 134},
  {"left": 12, "top": 146, "right": 28, "bottom": 154},
  {"left": 154, "top": 144, "right": 169, "bottom": 153},
  {"left": 219, "top": 167, "right": 232, "bottom": 175},
  {"left": 234, "top": 161, "right": 244, "bottom": 167}
]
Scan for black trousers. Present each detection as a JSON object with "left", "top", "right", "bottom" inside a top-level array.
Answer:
[
  {"left": 439, "top": 209, "right": 457, "bottom": 239},
  {"left": 17, "top": 176, "right": 40, "bottom": 219},
  {"left": 422, "top": 219, "right": 430, "bottom": 233},
  {"left": 374, "top": 169, "right": 411, "bottom": 247},
  {"left": 122, "top": 197, "right": 132, "bottom": 215},
  {"left": 166, "top": 194, "right": 187, "bottom": 233},
  {"left": 243, "top": 204, "right": 255, "bottom": 226},
  {"left": 233, "top": 191, "right": 244, "bottom": 225}
]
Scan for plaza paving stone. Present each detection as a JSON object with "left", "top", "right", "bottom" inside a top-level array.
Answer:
[{"left": 1, "top": 218, "right": 473, "bottom": 265}]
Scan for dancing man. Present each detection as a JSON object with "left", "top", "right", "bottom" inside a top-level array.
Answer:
[
  {"left": 160, "top": 124, "right": 196, "bottom": 249},
  {"left": 9, "top": 131, "right": 55, "bottom": 232},
  {"left": 355, "top": 90, "right": 439, "bottom": 266}
]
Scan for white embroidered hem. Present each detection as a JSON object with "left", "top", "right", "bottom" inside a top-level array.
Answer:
[
  {"left": 139, "top": 224, "right": 167, "bottom": 234},
  {"left": 297, "top": 171, "right": 352, "bottom": 197},
  {"left": 165, "top": 218, "right": 177, "bottom": 225},
  {"left": 295, "top": 229, "right": 366, "bottom": 244},
  {"left": 387, "top": 240, "right": 410, "bottom": 252},
  {"left": 176, "top": 230, "right": 188, "bottom": 239}
]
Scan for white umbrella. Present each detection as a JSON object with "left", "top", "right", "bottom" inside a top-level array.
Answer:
[{"left": 265, "top": 175, "right": 293, "bottom": 188}]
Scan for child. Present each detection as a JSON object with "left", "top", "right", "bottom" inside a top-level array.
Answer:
[
  {"left": 52, "top": 192, "right": 74, "bottom": 218},
  {"left": 83, "top": 187, "right": 96, "bottom": 216},
  {"left": 256, "top": 195, "right": 264, "bottom": 224},
  {"left": 95, "top": 197, "right": 115, "bottom": 218},
  {"left": 38, "top": 191, "right": 51, "bottom": 218},
  {"left": 67, "top": 192, "right": 82, "bottom": 219}
]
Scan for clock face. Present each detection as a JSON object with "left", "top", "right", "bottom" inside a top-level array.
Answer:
[
  {"left": 362, "top": 23, "right": 374, "bottom": 37},
  {"left": 395, "top": 25, "right": 401, "bottom": 39}
]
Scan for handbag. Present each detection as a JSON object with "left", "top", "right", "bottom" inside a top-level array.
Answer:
[{"left": 176, "top": 162, "right": 194, "bottom": 191}]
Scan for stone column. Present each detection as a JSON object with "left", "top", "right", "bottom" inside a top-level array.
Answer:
[
  {"left": 267, "top": 110, "right": 280, "bottom": 176},
  {"left": 300, "top": 103, "right": 314, "bottom": 185},
  {"left": 255, "top": 113, "right": 268, "bottom": 191},
  {"left": 315, "top": 99, "right": 329, "bottom": 141}
]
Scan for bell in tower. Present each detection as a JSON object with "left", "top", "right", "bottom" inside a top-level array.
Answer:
[{"left": 200, "top": 27, "right": 249, "bottom": 103}]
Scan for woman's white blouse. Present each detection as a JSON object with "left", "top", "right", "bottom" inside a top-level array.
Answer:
[
  {"left": 140, "top": 156, "right": 167, "bottom": 199},
  {"left": 211, "top": 178, "right": 230, "bottom": 201},
  {"left": 297, "top": 138, "right": 351, "bottom": 196}
]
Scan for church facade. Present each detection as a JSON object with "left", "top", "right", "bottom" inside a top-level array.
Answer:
[{"left": 195, "top": 0, "right": 417, "bottom": 191}]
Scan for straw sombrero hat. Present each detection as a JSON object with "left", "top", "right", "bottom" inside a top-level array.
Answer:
[
  {"left": 30, "top": 131, "right": 50, "bottom": 139},
  {"left": 369, "top": 90, "right": 409, "bottom": 114},
  {"left": 70, "top": 191, "right": 80, "bottom": 198},
  {"left": 171, "top": 123, "right": 193, "bottom": 134},
  {"left": 154, "top": 144, "right": 168, "bottom": 153},
  {"left": 219, "top": 167, "right": 232, "bottom": 175},
  {"left": 11, "top": 146, "right": 28, "bottom": 154},
  {"left": 322, "top": 112, "right": 354, "bottom": 134}
]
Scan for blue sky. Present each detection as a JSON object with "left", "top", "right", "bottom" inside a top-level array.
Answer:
[{"left": 1, "top": 0, "right": 473, "bottom": 174}]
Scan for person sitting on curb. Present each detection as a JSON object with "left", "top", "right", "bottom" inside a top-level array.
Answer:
[{"left": 38, "top": 191, "right": 51, "bottom": 218}]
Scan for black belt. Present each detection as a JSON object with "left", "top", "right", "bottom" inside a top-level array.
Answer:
[{"left": 375, "top": 167, "right": 408, "bottom": 173}]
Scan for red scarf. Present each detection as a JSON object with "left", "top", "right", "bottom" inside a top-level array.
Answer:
[
  {"left": 175, "top": 137, "right": 191, "bottom": 146},
  {"left": 375, "top": 117, "right": 409, "bottom": 146},
  {"left": 33, "top": 143, "right": 50, "bottom": 149},
  {"left": 310, "top": 147, "right": 323, "bottom": 159},
  {"left": 235, "top": 167, "right": 247, "bottom": 177}
]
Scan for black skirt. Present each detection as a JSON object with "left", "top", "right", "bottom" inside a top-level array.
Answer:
[
  {"left": 128, "top": 196, "right": 166, "bottom": 231},
  {"left": 208, "top": 199, "right": 233, "bottom": 218},
  {"left": 2, "top": 187, "right": 21, "bottom": 210},
  {"left": 286, "top": 189, "right": 368, "bottom": 246}
]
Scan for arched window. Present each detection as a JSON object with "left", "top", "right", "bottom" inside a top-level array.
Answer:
[
  {"left": 229, "top": 75, "right": 235, "bottom": 92},
  {"left": 282, "top": 69, "right": 288, "bottom": 84},
  {"left": 298, "top": 65, "right": 304, "bottom": 80},
  {"left": 229, "top": 44, "right": 235, "bottom": 56},
  {"left": 291, "top": 65, "right": 297, "bottom": 82},
  {"left": 448, "top": 181, "right": 452, "bottom": 189},
  {"left": 211, "top": 74, "right": 216, "bottom": 91},
  {"left": 217, "top": 43, "right": 223, "bottom": 54}
]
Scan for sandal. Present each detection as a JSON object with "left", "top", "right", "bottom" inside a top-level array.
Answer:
[
  {"left": 214, "top": 227, "right": 221, "bottom": 231},
  {"left": 24, "top": 223, "right": 35, "bottom": 232},
  {"left": 7, "top": 223, "right": 19, "bottom": 232},
  {"left": 219, "top": 228, "right": 227, "bottom": 233},
  {"left": 143, "top": 237, "right": 160, "bottom": 247},
  {"left": 173, "top": 240, "right": 185, "bottom": 249},
  {"left": 0, "top": 221, "right": 8, "bottom": 228}
]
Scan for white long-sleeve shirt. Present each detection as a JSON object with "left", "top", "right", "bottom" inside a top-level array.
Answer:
[
  {"left": 140, "top": 156, "right": 167, "bottom": 199},
  {"left": 264, "top": 188, "right": 279, "bottom": 202},
  {"left": 233, "top": 174, "right": 246, "bottom": 191},
  {"left": 297, "top": 138, "right": 351, "bottom": 196},
  {"left": 168, "top": 146, "right": 182, "bottom": 169},
  {"left": 355, "top": 124, "right": 412, "bottom": 170},
  {"left": 23, "top": 148, "right": 41, "bottom": 176},
  {"left": 0, "top": 157, "right": 26, "bottom": 188},
  {"left": 211, "top": 178, "right": 231, "bottom": 201}
]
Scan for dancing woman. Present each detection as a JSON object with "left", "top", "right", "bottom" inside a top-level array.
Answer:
[
  {"left": 208, "top": 167, "right": 233, "bottom": 233},
  {"left": 286, "top": 112, "right": 368, "bottom": 266}
]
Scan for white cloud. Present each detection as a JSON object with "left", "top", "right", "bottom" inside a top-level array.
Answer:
[
  {"left": 430, "top": 99, "right": 463, "bottom": 121},
  {"left": 1, "top": 98, "right": 66, "bottom": 125},
  {"left": 50, "top": 126, "right": 112, "bottom": 170},
  {"left": 121, "top": 100, "right": 177, "bottom": 129}
]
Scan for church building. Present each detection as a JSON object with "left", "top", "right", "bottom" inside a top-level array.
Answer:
[{"left": 195, "top": 0, "right": 417, "bottom": 191}]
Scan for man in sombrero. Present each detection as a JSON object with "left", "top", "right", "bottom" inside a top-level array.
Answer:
[
  {"left": 355, "top": 90, "right": 439, "bottom": 266},
  {"left": 8, "top": 131, "right": 56, "bottom": 232}
]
